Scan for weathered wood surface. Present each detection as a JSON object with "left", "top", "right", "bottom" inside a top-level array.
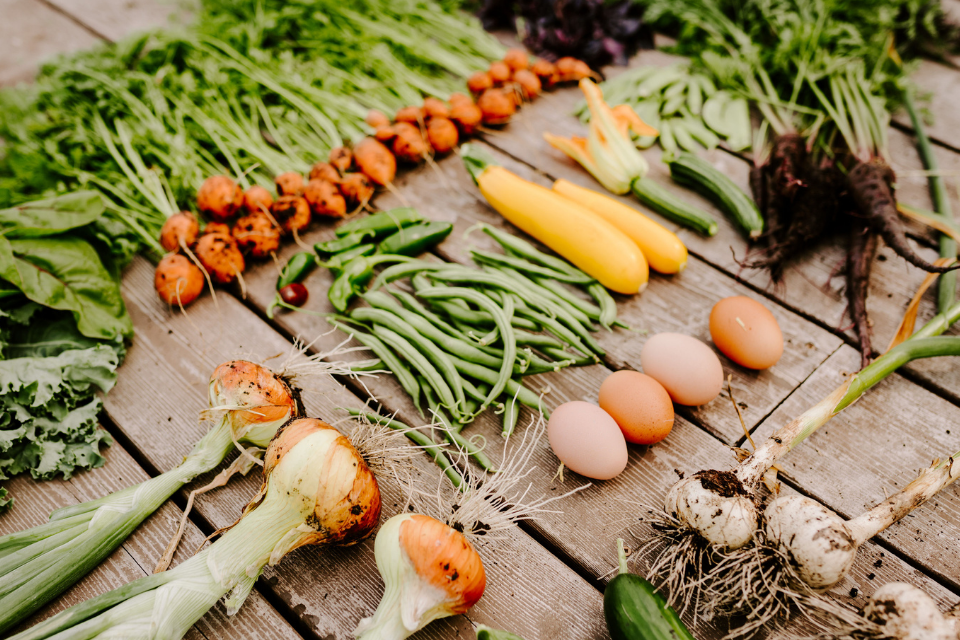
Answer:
[
  {"left": 105, "top": 257, "right": 608, "bottom": 640},
  {"left": 0, "top": 433, "right": 301, "bottom": 640},
  {"left": 4, "top": 0, "right": 960, "bottom": 637}
]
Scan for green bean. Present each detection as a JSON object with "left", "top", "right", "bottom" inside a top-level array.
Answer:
[
  {"left": 419, "top": 286, "right": 516, "bottom": 415},
  {"left": 372, "top": 325, "right": 459, "bottom": 418},
  {"left": 333, "top": 322, "right": 422, "bottom": 415},
  {"left": 501, "top": 393, "right": 520, "bottom": 438},
  {"left": 481, "top": 224, "right": 590, "bottom": 279},
  {"left": 348, "top": 359, "right": 384, "bottom": 372},
  {"left": 533, "top": 277, "right": 603, "bottom": 320},
  {"left": 350, "top": 308, "right": 467, "bottom": 420},
  {"left": 344, "top": 409, "right": 463, "bottom": 489},
  {"left": 515, "top": 307, "right": 591, "bottom": 357},
  {"left": 362, "top": 292, "right": 503, "bottom": 368},
  {"left": 464, "top": 396, "right": 480, "bottom": 416},
  {"left": 493, "top": 266, "right": 595, "bottom": 327},
  {"left": 370, "top": 260, "right": 443, "bottom": 290},
  {"left": 588, "top": 282, "right": 619, "bottom": 330},
  {"left": 470, "top": 249, "right": 594, "bottom": 284},
  {"left": 447, "top": 355, "right": 544, "bottom": 415},
  {"left": 513, "top": 330, "right": 564, "bottom": 349},
  {"left": 391, "top": 290, "right": 471, "bottom": 341},
  {"left": 420, "top": 379, "right": 495, "bottom": 471},
  {"left": 540, "top": 346, "right": 597, "bottom": 367},
  {"left": 425, "top": 297, "right": 539, "bottom": 331}
]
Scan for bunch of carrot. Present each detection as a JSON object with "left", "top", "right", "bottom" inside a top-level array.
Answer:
[{"left": 153, "top": 153, "right": 373, "bottom": 307}]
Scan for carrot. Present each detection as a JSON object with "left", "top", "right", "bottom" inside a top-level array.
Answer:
[
  {"left": 477, "top": 88, "right": 516, "bottom": 125},
  {"left": 197, "top": 175, "right": 244, "bottom": 222},
  {"left": 160, "top": 211, "right": 199, "bottom": 253},
  {"left": 203, "top": 221, "right": 231, "bottom": 236},
  {"left": 375, "top": 125, "right": 397, "bottom": 142},
  {"left": 427, "top": 117, "right": 459, "bottom": 154},
  {"left": 450, "top": 101, "right": 483, "bottom": 136},
  {"left": 329, "top": 146, "right": 353, "bottom": 173},
  {"left": 303, "top": 178, "right": 347, "bottom": 218},
  {"left": 513, "top": 69, "right": 542, "bottom": 100},
  {"left": 848, "top": 160, "right": 960, "bottom": 274},
  {"left": 195, "top": 232, "right": 245, "bottom": 284},
  {"left": 232, "top": 210, "right": 281, "bottom": 258},
  {"left": 275, "top": 172, "right": 305, "bottom": 196},
  {"left": 423, "top": 97, "right": 451, "bottom": 119},
  {"left": 243, "top": 185, "right": 274, "bottom": 215},
  {"left": 503, "top": 48, "right": 529, "bottom": 72},
  {"left": 309, "top": 161, "right": 341, "bottom": 184},
  {"left": 531, "top": 59, "right": 559, "bottom": 88},
  {"left": 354, "top": 137, "right": 397, "bottom": 186},
  {"left": 392, "top": 121, "right": 429, "bottom": 164},
  {"left": 395, "top": 106, "right": 423, "bottom": 124},
  {"left": 556, "top": 57, "right": 591, "bottom": 82},
  {"left": 271, "top": 195, "right": 312, "bottom": 234},
  {"left": 489, "top": 61, "right": 511, "bottom": 85},
  {"left": 449, "top": 92, "right": 472, "bottom": 107},
  {"left": 338, "top": 173, "right": 375, "bottom": 207},
  {"left": 467, "top": 71, "right": 494, "bottom": 94},
  {"left": 367, "top": 109, "right": 390, "bottom": 129},
  {"left": 155, "top": 253, "right": 204, "bottom": 306}
]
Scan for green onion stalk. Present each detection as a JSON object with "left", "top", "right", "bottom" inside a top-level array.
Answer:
[
  {"left": 903, "top": 90, "right": 957, "bottom": 312},
  {"left": 0, "top": 360, "right": 299, "bottom": 634},
  {"left": 664, "top": 296, "right": 960, "bottom": 551},
  {"left": 10, "top": 418, "right": 382, "bottom": 640}
]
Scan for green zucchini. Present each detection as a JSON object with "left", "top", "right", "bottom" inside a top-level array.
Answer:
[
  {"left": 631, "top": 177, "right": 718, "bottom": 237},
  {"left": 604, "top": 539, "right": 696, "bottom": 640},
  {"left": 667, "top": 152, "right": 763, "bottom": 238}
]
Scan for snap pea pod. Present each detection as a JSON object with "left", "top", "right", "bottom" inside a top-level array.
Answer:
[
  {"left": 314, "top": 230, "right": 375, "bottom": 258},
  {"left": 332, "top": 322, "right": 422, "bottom": 415},
  {"left": 267, "top": 251, "right": 318, "bottom": 318},
  {"left": 420, "top": 379, "right": 494, "bottom": 471},
  {"left": 501, "top": 393, "right": 520, "bottom": 438},
  {"left": 345, "top": 410, "right": 462, "bottom": 489},
  {"left": 448, "top": 355, "right": 544, "bottom": 415},
  {"left": 469, "top": 249, "right": 594, "bottom": 284},
  {"left": 418, "top": 286, "right": 516, "bottom": 415},
  {"left": 335, "top": 207, "right": 423, "bottom": 238},
  {"left": 377, "top": 221, "right": 453, "bottom": 256},
  {"left": 373, "top": 325, "right": 459, "bottom": 419},
  {"left": 350, "top": 308, "right": 467, "bottom": 421}
]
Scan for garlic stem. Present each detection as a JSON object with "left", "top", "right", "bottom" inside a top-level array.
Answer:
[{"left": 846, "top": 453, "right": 960, "bottom": 545}]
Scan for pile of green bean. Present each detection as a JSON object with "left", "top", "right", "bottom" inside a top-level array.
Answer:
[{"left": 333, "top": 223, "right": 624, "bottom": 473}]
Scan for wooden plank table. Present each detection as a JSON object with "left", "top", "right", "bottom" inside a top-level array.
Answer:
[{"left": 2, "top": 1, "right": 960, "bottom": 638}]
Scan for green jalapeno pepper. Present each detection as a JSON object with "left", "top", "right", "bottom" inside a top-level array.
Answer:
[
  {"left": 334, "top": 207, "right": 423, "bottom": 238},
  {"left": 314, "top": 230, "right": 375, "bottom": 259},
  {"left": 376, "top": 221, "right": 453, "bottom": 256}
]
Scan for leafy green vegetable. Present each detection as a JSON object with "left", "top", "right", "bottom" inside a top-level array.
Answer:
[
  {"left": 0, "top": 191, "right": 104, "bottom": 237},
  {"left": 0, "top": 236, "right": 132, "bottom": 341}
]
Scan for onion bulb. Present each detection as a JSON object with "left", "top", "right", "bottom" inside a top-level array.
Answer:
[
  {"left": 664, "top": 471, "right": 758, "bottom": 549},
  {"left": 354, "top": 513, "right": 485, "bottom": 640},
  {"left": 860, "top": 583, "right": 958, "bottom": 640}
]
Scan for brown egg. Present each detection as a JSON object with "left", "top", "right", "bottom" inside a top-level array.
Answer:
[
  {"left": 547, "top": 401, "right": 627, "bottom": 480},
  {"left": 710, "top": 296, "right": 784, "bottom": 370},
  {"left": 640, "top": 333, "right": 723, "bottom": 406},
  {"left": 598, "top": 371, "right": 674, "bottom": 445}
]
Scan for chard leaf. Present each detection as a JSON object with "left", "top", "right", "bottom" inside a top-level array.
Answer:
[
  {"left": 0, "top": 235, "right": 132, "bottom": 340},
  {"left": 0, "top": 191, "right": 104, "bottom": 237}
]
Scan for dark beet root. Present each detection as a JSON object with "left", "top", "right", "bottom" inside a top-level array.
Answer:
[
  {"left": 848, "top": 160, "right": 960, "bottom": 274},
  {"left": 847, "top": 219, "right": 879, "bottom": 369}
]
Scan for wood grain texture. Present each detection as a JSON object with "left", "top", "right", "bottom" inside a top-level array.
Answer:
[
  {"left": 106, "top": 256, "right": 607, "bottom": 640},
  {"left": 42, "top": 0, "right": 193, "bottom": 42},
  {"left": 0, "top": 0, "right": 101, "bottom": 85},
  {"left": 0, "top": 432, "right": 299, "bottom": 640},
  {"left": 751, "top": 345, "right": 960, "bottom": 590}
]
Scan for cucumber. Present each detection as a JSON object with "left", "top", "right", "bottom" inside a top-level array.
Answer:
[
  {"left": 476, "top": 626, "right": 526, "bottom": 640},
  {"left": 667, "top": 151, "right": 763, "bottom": 238},
  {"left": 604, "top": 539, "right": 696, "bottom": 640},
  {"left": 631, "top": 176, "right": 717, "bottom": 236}
]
